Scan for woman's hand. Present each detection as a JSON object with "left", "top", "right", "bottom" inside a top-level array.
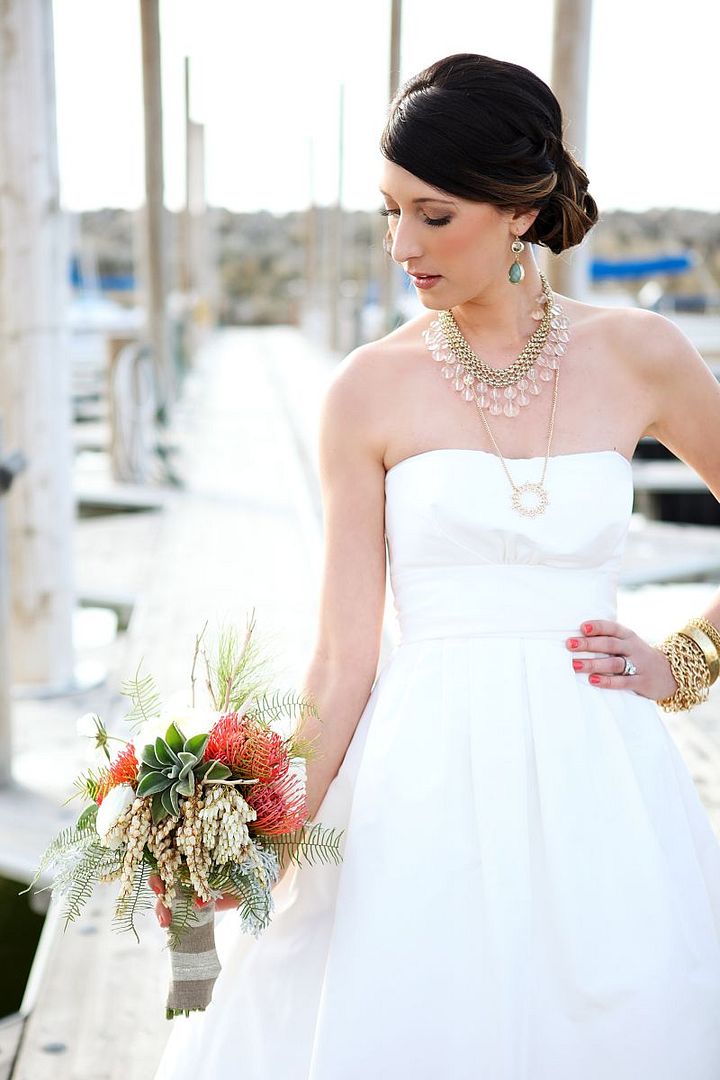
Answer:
[
  {"left": 148, "top": 874, "right": 240, "bottom": 928},
  {"left": 566, "top": 619, "right": 678, "bottom": 701}
]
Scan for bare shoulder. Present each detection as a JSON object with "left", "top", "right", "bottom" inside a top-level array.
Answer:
[
  {"left": 319, "top": 314, "right": 434, "bottom": 464},
  {"left": 573, "top": 300, "right": 720, "bottom": 493},
  {"left": 574, "top": 299, "right": 701, "bottom": 369}
]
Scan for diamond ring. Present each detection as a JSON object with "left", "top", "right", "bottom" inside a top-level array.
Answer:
[{"left": 621, "top": 656, "right": 638, "bottom": 676}]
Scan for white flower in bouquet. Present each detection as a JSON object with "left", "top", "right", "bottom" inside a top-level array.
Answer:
[
  {"left": 96, "top": 783, "right": 135, "bottom": 847},
  {"left": 132, "top": 690, "right": 223, "bottom": 753},
  {"left": 159, "top": 705, "right": 223, "bottom": 741}
]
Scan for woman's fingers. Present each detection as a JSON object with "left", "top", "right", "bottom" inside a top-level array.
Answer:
[
  {"left": 148, "top": 873, "right": 165, "bottom": 896},
  {"left": 150, "top": 875, "right": 238, "bottom": 922},
  {"left": 215, "top": 893, "right": 240, "bottom": 911},
  {"left": 155, "top": 896, "right": 172, "bottom": 928}
]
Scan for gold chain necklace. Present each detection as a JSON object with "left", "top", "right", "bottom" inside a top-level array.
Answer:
[
  {"left": 477, "top": 364, "right": 560, "bottom": 517},
  {"left": 421, "top": 274, "right": 569, "bottom": 517},
  {"left": 437, "top": 272, "right": 555, "bottom": 389},
  {"left": 422, "top": 270, "right": 570, "bottom": 419}
]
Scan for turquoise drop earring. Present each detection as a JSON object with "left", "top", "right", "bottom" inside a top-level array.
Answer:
[{"left": 508, "top": 235, "right": 525, "bottom": 284}]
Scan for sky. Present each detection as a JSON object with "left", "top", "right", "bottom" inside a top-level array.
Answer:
[{"left": 52, "top": 0, "right": 720, "bottom": 215}]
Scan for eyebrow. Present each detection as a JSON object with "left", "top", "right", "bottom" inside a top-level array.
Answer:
[{"left": 379, "top": 189, "right": 456, "bottom": 205}]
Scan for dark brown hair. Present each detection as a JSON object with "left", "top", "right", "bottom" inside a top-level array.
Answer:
[{"left": 380, "top": 53, "right": 598, "bottom": 255}]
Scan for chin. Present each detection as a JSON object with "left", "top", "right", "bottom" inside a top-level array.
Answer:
[{"left": 415, "top": 296, "right": 446, "bottom": 310}]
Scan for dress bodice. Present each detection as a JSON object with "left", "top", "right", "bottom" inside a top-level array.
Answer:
[{"left": 383, "top": 448, "right": 634, "bottom": 644}]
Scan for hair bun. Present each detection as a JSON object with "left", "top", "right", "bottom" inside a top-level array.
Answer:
[{"left": 527, "top": 142, "right": 599, "bottom": 256}]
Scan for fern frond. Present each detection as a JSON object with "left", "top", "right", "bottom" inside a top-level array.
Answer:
[
  {"left": 113, "top": 859, "right": 154, "bottom": 943},
  {"left": 260, "top": 822, "right": 345, "bottom": 869},
  {"left": 59, "top": 840, "right": 109, "bottom": 929},
  {"left": 20, "top": 811, "right": 102, "bottom": 896},
  {"left": 218, "top": 860, "right": 274, "bottom": 936},
  {"left": 120, "top": 659, "right": 162, "bottom": 733},
  {"left": 165, "top": 879, "right": 198, "bottom": 950},
  {"left": 53, "top": 840, "right": 123, "bottom": 899},
  {"left": 64, "top": 768, "right": 106, "bottom": 805},
  {"left": 252, "top": 688, "right": 319, "bottom": 730}
]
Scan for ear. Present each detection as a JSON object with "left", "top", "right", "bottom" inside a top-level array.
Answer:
[{"left": 509, "top": 206, "right": 541, "bottom": 237}]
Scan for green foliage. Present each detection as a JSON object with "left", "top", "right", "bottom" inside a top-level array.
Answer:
[
  {"left": 209, "top": 859, "right": 272, "bottom": 936},
  {"left": 204, "top": 614, "right": 275, "bottom": 713},
  {"left": 19, "top": 806, "right": 102, "bottom": 897},
  {"left": 163, "top": 869, "right": 201, "bottom": 950},
  {"left": 260, "top": 822, "right": 345, "bottom": 870},
  {"left": 64, "top": 767, "right": 106, "bottom": 806},
  {"left": 120, "top": 660, "right": 162, "bottom": 734},
  {"left": 59, "top": 839, "right": 118, "bottom": 929},
  {"left": 76, "top": 803, "right": 99, "bottom": 830},
  {"left": 252, "top": 687, "right": 319, "bottom": 729},
  {"left": 136, "top": 725, "right": 232, "bottom": 824}
]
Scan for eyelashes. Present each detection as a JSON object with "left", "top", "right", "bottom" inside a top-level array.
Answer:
[{"left": 378, "top": 207, "right": 451, "bottom": 228}]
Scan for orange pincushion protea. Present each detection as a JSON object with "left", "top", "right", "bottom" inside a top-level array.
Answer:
[
  {"left": 245, "top": 768, "right": 308, "bottom": 835},
  {"left": 95, "top": 743, "right": 139, "bottom": 805},
  {"left": 203, "top": 712, "right": 250, "bottom": 771},
  {"left": 238, "top": 727, "right": 290, "bottom": 783},
  {"left": 204, "top": 714, "right": 290, "bottom": 783}
]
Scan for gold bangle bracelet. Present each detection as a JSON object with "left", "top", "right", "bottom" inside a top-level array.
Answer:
[
  {"left": 687, "top": 617, "right": 720, "bottom": 658},
  {"left": 655, "top": 631, "right": 712, "bottom": 712},
  {"left": 679, "top": 625, "right": 720, "bottom": 685}
]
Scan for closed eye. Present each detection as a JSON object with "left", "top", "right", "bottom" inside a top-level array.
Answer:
[{"left": 379, "top": 207, "right": 451, "bottom": 228}]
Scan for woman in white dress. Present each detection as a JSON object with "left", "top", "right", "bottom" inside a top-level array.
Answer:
[{"left": 153, "top": 53, "right": 720, "bottom": 1079}]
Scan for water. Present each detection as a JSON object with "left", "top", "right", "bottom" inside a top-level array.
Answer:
[{"left": 0, "top": 874, "right": 45, "bottom": 1018}]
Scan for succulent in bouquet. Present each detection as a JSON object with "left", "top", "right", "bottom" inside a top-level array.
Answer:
[{"left": 22, "top": 613, "right": 344, "bottom": 1019}]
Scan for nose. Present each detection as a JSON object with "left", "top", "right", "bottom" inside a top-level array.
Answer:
[{"left": 388, "top": 216, "right": 424, "bottom": 265}]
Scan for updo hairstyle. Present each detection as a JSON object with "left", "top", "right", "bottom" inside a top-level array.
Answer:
[{"left": 380, "top": 53, "right": 598, "bottom": 256}]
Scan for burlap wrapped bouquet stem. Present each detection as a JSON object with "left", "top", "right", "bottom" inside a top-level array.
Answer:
[{"left": 165, "top": 900, "right": 222, "bottom": 1019}]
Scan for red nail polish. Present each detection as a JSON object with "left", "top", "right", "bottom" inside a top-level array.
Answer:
[
  {"left": 569, "top": 638, "right": 579, "bottom": 648},
  {"left": 572, "top": 659, "right": 583, "bottom": 671},
  {"left": 589, "top": 674, "right": 601, "bottom": 685},
  {"left": 583, "top": 623, "right": 593, "bottom": 634}
]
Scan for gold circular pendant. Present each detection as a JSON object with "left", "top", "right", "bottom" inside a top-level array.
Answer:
[{"left": 511, "top": 481, "right": 549, "bottom": 517}]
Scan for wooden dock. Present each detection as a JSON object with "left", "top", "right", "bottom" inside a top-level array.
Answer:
[{"left": 3, "top": 326, "right": 720, "bottom": 1077}]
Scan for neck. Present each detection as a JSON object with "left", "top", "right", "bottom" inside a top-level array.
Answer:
[{"left": 450, "top": 256, "right": 546, "bottom": 352}]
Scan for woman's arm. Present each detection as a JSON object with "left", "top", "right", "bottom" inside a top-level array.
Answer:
[
  {"left": 568, "top": 309, "right": 720, "bottom": 695},
  {"left": 643, "top": 309, "right": 720, "bottom": 629},
  {"left": 297, "top": 344, "right": 389, "bottom": 822}
]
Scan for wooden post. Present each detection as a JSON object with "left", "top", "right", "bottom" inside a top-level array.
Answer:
[
  {"left": 0, "top": 420, "right": 13, "bottom": 786},
  {"left": 139, "top": 0, "right": 174, "bottom": 423},
  {"left": 328, "top": 83, "right": 345, "bottom": 353},
  {"left": 187, "top": 119, "right": 215, "bottom": 334},
  {"left": 107, "top": 336, "right": 156, "bottom": 483},
  {"left": 304, "top": 138, "right": 319, "bottom": 318},
  {"left": 549, "top": 0, "right": 594, "bottom": 300},
  {"left": 380, "top": 0, "right": 402, "bottom": 334},
  {"left": 180, "top": 55, "right": 192, "bottom": 297},
  {"left": 0, "top": 0, "right": 77, "bottom": 692}
]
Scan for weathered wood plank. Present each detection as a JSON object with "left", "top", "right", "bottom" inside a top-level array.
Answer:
[
  {"left": 13, "top": 885, "right": 168, "bottom": 1080},
  {"left": 0, "top": 1014, "right": 24, "bottom": 1080}
]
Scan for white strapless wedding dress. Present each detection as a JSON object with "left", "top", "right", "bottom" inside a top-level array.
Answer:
[{"left": 154, "top": 448, "right": 720, "bottom": 1080}]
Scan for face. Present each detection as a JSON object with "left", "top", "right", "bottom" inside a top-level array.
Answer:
[{"left": 379, "top": 160, "right": 538, "bottom": 308}]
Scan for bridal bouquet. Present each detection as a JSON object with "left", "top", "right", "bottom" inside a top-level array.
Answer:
[{"left": 23, "top": 614, "right": 344, "bottom": 1018}]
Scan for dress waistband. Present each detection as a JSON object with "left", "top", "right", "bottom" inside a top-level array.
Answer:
[{"left": 390, "top": 563, "right": 619, "bottom": 646}]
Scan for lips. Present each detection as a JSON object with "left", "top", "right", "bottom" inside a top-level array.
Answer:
[{"left": 409, "top": 272, "right": 442, "bottom": 289}]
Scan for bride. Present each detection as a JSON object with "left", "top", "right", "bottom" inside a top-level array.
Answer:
[{"left": 153, "top": 53, "right": 720, "bottom": 1079}]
